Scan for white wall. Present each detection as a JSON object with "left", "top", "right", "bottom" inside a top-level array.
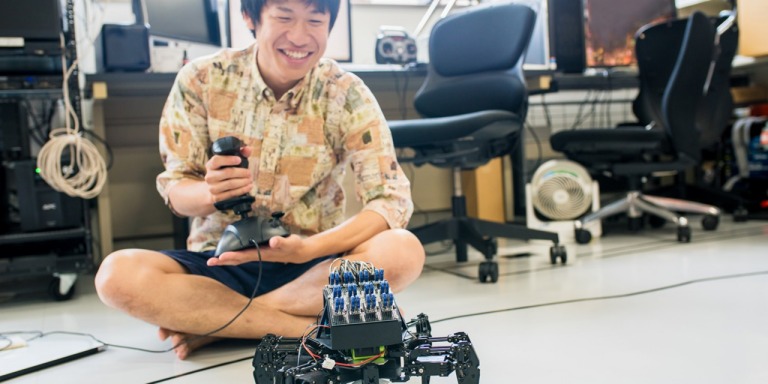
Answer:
[
  {"left": 348, "top": 4, "right": 437, "bottom": 64},
  {"left": 78, "top": 0, "right": 457, "bottom": 70}
]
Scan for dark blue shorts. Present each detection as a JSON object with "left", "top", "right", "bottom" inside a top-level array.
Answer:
[{"left": 160, "top": 249, "right": 338, "bottom": 298}]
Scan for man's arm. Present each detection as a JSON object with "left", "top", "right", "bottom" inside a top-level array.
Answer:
[
  {"left": 302, "top": 210, "right": 389, "bottom": 257},
  {"left": 167, "top": 179, "right": 216, "bottom": 218},
  {"left": 208, "top": 209, "right": 388, "bottom": 266},
  {"left": 167, "top": 149, "right": 254, "bottom": 218}
]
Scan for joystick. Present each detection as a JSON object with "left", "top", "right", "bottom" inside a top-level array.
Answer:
[
  {"left": 210, "top": 136, "right": 252, "bottom": 214},
  {"left": 214, "top": 211, "right": 291, "bottom": 257},
  {"left": 210, "top": 136, "right": 290, "bottom": 257}
]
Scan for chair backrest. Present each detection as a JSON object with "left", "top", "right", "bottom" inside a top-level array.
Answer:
[
  {"left": 661, "top": 11, "right": 716, "bottom": 163},
  {"left": 697, "top": 13, "right": 738, "bottom": 149},
  {"left": 635, "top": 11, "right": 715, "bottom": 164},
  {"left": 413, "top": 3, "right": 536, "bottom": 119},
  {"left": 633, "top": 13, "right": 737, "bottom": 151}
]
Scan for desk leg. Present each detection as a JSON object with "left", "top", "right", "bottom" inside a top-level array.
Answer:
[
  {"left": 510, "top": 138, "right": 527, "bottom": 223},
  {"left": 91, "top": 101, "right": 114, "bottom": 261}
]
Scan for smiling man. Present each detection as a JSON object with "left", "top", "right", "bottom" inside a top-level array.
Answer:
[{"left": 94, "top": 0, "right": 425, "bottom": 359}]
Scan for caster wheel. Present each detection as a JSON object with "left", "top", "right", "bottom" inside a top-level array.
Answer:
[
  {"left": 575, "top": 229, "right": 592, "bottom": 244},
  {"left": 478, "top": 261, "right": 499, "bottom": 283},
  {"left": 701, "top": 214, "right": 719, "bottom": 231},
  {"left": 648, "top": 215, "right": 666, "bottom": 228},
  {"left": 677, "top": 226, "right": 691, "bottom": 243},
  {"left": 549, "top": 245, "right": 567, "bottom": 265},
  {"left": 483, "top": 238, "right": 498, "bottom": 257},
  {"left": 733, "top": 206, "right": 749, "bottom": 222},
  {"left": 48, "top": 277, "right": 76, "bottom": 301}
]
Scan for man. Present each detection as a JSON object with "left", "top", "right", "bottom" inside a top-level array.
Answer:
[{"left": 95, "top": 0, "right": 425, "bottom": 359}]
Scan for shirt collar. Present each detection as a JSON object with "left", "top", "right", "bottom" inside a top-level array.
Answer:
[{"left": 250, "top": 42, "right": 312, "bottom": 109}]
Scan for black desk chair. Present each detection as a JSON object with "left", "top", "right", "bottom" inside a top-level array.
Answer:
[
  {"left": 389, "top": 3, "right": 565, "bottom": 283},
  {"left": 550, "top": 11, "right": 721, "bottom": 244},
  {"left": 634, "top": 12, "right": 749, "bottom": 218}
]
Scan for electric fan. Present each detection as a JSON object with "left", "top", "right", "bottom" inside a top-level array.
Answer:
[{"left": 526, "top": 159, "right": 602, "bottom": 243}]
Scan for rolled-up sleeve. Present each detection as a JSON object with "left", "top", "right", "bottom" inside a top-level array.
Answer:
[
  {"left": 156, "top": 63, "right": 211, "bottom": 212},
  {"left": 342, "top": 81, "right": 413, "bottom": 229}
]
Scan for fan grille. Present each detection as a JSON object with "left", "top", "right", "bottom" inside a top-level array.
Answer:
[{"left": 530, "top": 160, "right": 593, "bottom": 220}]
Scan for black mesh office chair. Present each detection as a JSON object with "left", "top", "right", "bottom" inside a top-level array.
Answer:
[
  {"left": 633, "top": 12, "right": 749, "bottom": 218},
  {"left": 389, "top": 3, "right": 565, "bottom": 283},
  {"left": 550, "top": 11, "right": 721, "bottom": 244}
]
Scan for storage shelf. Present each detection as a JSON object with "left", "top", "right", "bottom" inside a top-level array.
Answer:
[{"left": 0, "top": 227, "right": 88, "bottom": 245}]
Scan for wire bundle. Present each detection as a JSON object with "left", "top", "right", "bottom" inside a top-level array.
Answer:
[
  {"left": 37, "top": 35, "right": 107, "bottom": 200},
  {"left": 329, "top": 259, "right": 376, "bottom": 281}
]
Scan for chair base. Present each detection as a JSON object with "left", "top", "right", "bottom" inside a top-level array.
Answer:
[
  {"left": 409, "top": 170, "right": 566, "bottom": 282},
  {"left": 411, "top": 216, "right": 561, "bottom": 262},
  {"left": 411, "top": 215, "right": 566, "bottom": 282},
  {"left": 648, "top": 182, "right": 767, "bottom": 222},
  {"left": 574, "top": 191, "right": 721, "bottom": 243}
]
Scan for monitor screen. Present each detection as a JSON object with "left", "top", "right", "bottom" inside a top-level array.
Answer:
[
  {"left": 519, "top": 0, "right": 556, "bottom": 71},
  {"left": 143, "top": 0, "right": 222, "bottom": 46},
  {"left": 0, "top": 0, "right": 62, "bottom": 41},
  {"left": 584, "top": 0, "right": 676, "bottom": 67},
  {"left": 228, "top": 0, "right": 352, "bottom": 62}
]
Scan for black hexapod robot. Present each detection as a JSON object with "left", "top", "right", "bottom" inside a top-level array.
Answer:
[{"left": 252, "top": 260, "right": 480, "bottom": 384}]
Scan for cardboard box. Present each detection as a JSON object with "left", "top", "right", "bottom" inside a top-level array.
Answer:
[
  {"left": 462, "top": 158, "right": 506, "bottom": 223},
  {"left": 738, "top": 0, "right": 768, "bottom": 58},
  {"left": 731, "top": 85, "right": 768, "bottom": 105}
]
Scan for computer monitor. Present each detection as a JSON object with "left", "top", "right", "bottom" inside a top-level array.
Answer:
[
  {"left": 227, "top": 0, "right": 352, "bottom": 62},
  {"left": 142, "top": 0, "right": 223, "bottom": 47},
  {"left": 0, "top": 0, "right": 63, "bottom": 55},
  {"left": 584, "top": 0, "right": 676, "bottom": 68},
  {"left": 518, "top": 0, "right": 556, "bottom": 71},
  {"left": 0, "top": 0, "right": 62, "bottom": 41}
]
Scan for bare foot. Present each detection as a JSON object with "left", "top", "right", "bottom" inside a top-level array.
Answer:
[{"left": 158, "top": 328, "right": 221, "bottom": 359}]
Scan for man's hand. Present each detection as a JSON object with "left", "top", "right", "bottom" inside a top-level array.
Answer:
[
  {"left": 206, "top": 234, "right": 314, "bottom": 266},
  {"left": 204, "top": 146, "right": 254, "bottom": 205}
]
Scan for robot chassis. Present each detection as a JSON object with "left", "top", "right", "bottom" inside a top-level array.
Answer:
[{"left": 252, "top": 262, "right": 480, "bottom": 384}]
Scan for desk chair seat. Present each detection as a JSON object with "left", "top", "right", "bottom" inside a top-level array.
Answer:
[
  {"left": 390, "top": 3, "right": 565, "bottom": 283},
  {"left": 550, "top": 11, "right": 721, "bottom": 244}
]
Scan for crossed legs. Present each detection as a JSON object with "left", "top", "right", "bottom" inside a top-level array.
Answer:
[{"left": 94, "top": 229, "right": 425, "bottom": 359}]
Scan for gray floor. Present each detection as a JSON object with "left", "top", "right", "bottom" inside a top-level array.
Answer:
[{"left": 2, "top": 217, "right": 768, "bottom": 383}]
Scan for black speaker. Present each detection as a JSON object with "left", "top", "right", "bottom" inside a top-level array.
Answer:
[
  {"left": 4, "top": 160, "right": 83, "bottom": 232},
  {"left": 549, "top": 0, "right": 586, "bottom": 74},
  {"left": 95, "top": 24, "right": 151, "bottom": 72},
  {"left": 0, "top": 100, "right": 31, "bottom": 160}
]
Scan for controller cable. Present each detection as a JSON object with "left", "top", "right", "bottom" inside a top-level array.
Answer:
[
  {"left": 430, "top": 270, "right": 768, "bottom": 325},
  {"left": 0, "top": 243, "right": 265, "bottom": 356},
  {"left": 140, "top": 269, "right": 768, "bottom": 383},
  {"left": 4, "top": 269, "right": 766, "bottom": 381}
]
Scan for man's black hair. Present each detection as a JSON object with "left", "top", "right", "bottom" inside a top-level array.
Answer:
[{"left": 241, "top": 0, "right": 340, "bottom": 33}]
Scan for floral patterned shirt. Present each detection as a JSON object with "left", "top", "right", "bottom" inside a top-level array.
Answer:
[{"left": 156, "top": 44, "right": 413, "bottom": 252}]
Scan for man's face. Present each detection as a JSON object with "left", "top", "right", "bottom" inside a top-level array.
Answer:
[{"left": 245, "top": 0, "right": 331, "bottom": 96}]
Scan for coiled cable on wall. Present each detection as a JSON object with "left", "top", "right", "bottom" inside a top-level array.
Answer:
[{"left": 37, "top": 34, "right": 107, "bottom": 200}]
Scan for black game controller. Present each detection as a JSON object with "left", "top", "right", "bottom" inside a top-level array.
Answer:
[
  {"left": 210, "top": 136, "right": 290, "bottom": 257},
  {"left": 210, "top": 136, "right": 252, "bottom": 214},
  {"left": 214, "top": 211, "right": 291, "bottom": 257}
]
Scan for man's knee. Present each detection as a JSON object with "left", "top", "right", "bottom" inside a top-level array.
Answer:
[
  {"left": 376, "top": 229, "right": 425, "bottom": 289},
  {"left": 390, "top": 228, "right": 425, "bottom": 265},
  {"left": 94, "top": 249, "right": 167, "bottom": 309}
]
